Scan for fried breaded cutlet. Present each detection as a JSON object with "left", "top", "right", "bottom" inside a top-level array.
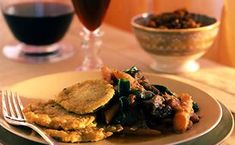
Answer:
[
  {"left": 56, "top": 80, "right": 115, "bottom": 114},
  {"left": 23, "top": 100, "right": 95, "bottom": 131},
  {"left": 43, "top": 125, "right": 123, "bottom": 143}
]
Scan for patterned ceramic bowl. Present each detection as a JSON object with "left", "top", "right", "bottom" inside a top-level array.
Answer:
[{"left": 131, "top": 13, "right": 219, "bottom": 73}]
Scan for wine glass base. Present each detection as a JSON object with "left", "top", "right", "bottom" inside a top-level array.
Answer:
[
  {"left": 76, "top": 61, "right": 103, "bottom": 71},
  {"left": 2, "top": 43, "right": 74, "bottom": 63}
]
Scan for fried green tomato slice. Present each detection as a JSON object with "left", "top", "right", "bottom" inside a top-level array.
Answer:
[
  {"left": 23, "top": 100, "right": 95, "bottom": 130},
  {"left": 56, "top": 80, "right": 115, "bottom": 114}
]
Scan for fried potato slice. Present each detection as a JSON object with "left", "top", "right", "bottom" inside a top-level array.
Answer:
[
  {"left": 44, "top": 126, "right": 120, "bottom": 143},
  {"left": 23, "top": 100, "right": 95, "bottom": 130},
  {"left": 56, "top": 80, "right": 115, "bottom": 114}
]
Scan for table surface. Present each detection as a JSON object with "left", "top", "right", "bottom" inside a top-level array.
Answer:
[{"left": 0, "top": 17, "right": 235, "bottom": 145}]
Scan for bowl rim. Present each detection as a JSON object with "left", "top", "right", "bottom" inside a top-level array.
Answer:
[{"left": 131, "top": 13, "right": 220, "bottom": 32}]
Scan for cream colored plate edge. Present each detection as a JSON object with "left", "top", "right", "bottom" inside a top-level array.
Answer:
[{"left": 1, "top": 71, "right": 223, "bottom": 145}]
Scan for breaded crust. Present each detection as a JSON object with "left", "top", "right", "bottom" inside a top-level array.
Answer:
[
  {"left": 56, "top": 80, "right": 115, "bottom": 114},
  {"left": 23, "top": 100, "right": 95, "bottom": 130},
  {"left": 44, "top": 127, "right": 113, "bottom": 143}
]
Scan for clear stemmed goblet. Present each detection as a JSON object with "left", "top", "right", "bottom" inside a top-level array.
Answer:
[
  {"left": 71, "top": 0, "right": 110, "bottom": 71},
  {"left": 0, "top": 0, "right": 74, "bottom": 63}
]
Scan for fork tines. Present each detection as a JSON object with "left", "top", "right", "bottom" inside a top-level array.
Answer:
[
  {"left": 2, "top": 90, "right": 25, "bottom": 121},
  {"left": 1, "top": 91, "right": 58, "bottom": 145}
]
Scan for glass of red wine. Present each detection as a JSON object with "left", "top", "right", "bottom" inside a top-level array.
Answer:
[
  {"left": 1, "top": 0, "right": 74, "bottom": 63},
  {"left": 72, "top": 0, "right": 110, "bottom": 71}
]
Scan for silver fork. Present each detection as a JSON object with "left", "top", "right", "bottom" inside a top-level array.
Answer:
[{"left": 1, "top": 90, "right": 58, "bottom": 145}]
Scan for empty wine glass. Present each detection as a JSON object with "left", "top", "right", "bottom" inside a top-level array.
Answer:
[
  {"left": 71, "top": 0, "right": 110, "bottom": 71},
  {"left": 1, "top": 0, "right": 74, "bottom": 63}
]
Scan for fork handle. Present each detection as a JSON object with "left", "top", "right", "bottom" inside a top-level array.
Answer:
[{"left": 26, "top": 123, "right": 59, "bottom": 145}]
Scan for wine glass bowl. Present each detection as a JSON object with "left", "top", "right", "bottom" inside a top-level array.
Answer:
[
  {"left": 1, "top": 0, "right": 74, "bottom": 63},
  {"left": 132, "top": 13, "right": 219, "bottom": 73},
  {"left": 71, "top": 0, "right": 110, "bottom": 71}
]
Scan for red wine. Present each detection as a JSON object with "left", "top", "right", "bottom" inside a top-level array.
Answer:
[
  {"left": 72, "top": 0, "right": 110, "bottom": 31},
  {"left": 3, "top": 2, "right": 73, "bottom": 46}
]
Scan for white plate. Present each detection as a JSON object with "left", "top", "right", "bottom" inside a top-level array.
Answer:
[
  {"left": 0, "top": 71, "right": 222, "bottom": 145},
  {"left": 184, "top": 102, "right": 234, "bottom": 145}
]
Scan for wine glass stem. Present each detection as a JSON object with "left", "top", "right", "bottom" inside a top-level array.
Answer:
[{"left": 80, "top": 27, "right": 103, "bottom": 70}]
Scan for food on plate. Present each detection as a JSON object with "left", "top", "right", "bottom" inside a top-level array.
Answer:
[
  {"left": 144, "top": 9, "right": 216, "bottom": 29},
  {"left": 56, "top": 80, "right": 115, "bottom": 114},
  {"left": 99, "top": 66, "right": 200, "bottom": 133},
  {"left": 23, "top": 100, "right": 95, "bottom": 130},
  {"left": 172, "top": 94, "right": 193, "bottom": 132},
  {"left": 44, "top": 127, "right": 111, "bottom": 143},
  {"left": 43, "top": 125, "right": 123, "bottom": 143},
  {"left": 23, "top": 66, "right": 200, "bottom": 143}
]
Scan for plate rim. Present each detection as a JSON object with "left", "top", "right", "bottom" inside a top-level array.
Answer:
[{"left": 210, "top": 103, "right": 234, "bottom": 145}]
